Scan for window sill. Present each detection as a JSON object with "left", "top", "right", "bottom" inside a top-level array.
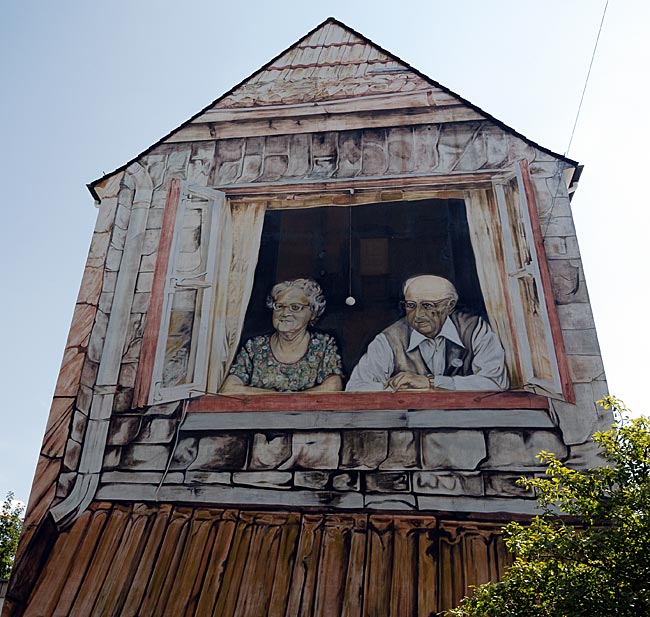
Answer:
[{"left": 187, "top": 390, "right": 548, "bottom": 413}]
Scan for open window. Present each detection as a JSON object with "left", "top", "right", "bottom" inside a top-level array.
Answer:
[
  {"left": 135, "top": 160, "right": 573, "bottom": 408},
  {"left": 239, "top": 197, "right": 485, "bottom": 375}
]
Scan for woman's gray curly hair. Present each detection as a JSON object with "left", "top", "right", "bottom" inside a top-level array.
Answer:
[{"left": 266, "top": 278, "right": 326, "bottom": 325}]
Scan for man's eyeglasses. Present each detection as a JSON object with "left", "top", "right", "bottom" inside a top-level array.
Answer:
[
  {"left": 401, "top": 299, "right": 453, "bottom": 312},
  {"left": 271, "top": 302, "right": 310, "bottom": 313}
]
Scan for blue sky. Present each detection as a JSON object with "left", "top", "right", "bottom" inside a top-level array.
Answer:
[{"left": 1, "top": 0, "right": 647, "bottom": 503}]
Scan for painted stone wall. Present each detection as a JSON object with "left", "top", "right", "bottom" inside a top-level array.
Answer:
[
  {"left": 54, "top": 118, "right": 610, "bottom": 517},
  {"left": 99, "top": 409, "right": 566, "bottom": 513}
]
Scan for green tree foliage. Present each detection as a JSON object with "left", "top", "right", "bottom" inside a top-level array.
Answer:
[
  {"left": 445, "top": 397, "right": 650, "bottom": 617},
  {"left": 0, "top": 492, "right": 24, "bottom": 579}
]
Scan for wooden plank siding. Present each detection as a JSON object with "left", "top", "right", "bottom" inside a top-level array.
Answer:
[
  {"left": 10, "top": 502, "right": 513, "bottom": 617},
  {"left": 211, "top": 20, "right": 434, "bottom": 110},
  {"left": 165, "top": 105, "right": 483, "bottom": 143}
]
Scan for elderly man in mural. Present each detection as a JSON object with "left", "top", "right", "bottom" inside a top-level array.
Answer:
[{"left": 346, "top": 275, "right": 509, "bottom": 392}]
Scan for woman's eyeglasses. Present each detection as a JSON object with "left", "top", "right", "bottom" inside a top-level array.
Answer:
[{"left": 271, "top": 302, "right": 310, "bottom": 313}]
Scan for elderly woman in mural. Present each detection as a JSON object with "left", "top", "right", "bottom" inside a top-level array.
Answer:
[{"left": 220, "top": 278, "right": 343, "bottom": 393}]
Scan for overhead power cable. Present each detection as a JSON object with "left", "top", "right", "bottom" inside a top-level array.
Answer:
[
  {"left": 565, "top": 0, "right": 609, "bottom": 157},
  {"left": 543, "top": 0, "right": 608, "bottom": 235}
]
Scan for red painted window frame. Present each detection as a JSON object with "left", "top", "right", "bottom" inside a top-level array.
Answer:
[
  {"left": 518, "top": 160, "right": 575, "bottom": 403},
  {"left": 135, "top": 165, "right": 572, "bottom": 411},
  {"left": 133, "top": 179, "right": 182, "bottom": 408},
  {"left": 187, "top": 390, "right": 549, "bottom": 413}
]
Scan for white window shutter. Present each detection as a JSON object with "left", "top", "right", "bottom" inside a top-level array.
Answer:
[
  {"left": 149, "top": 183, "right": 227, "bottom": 404},
  {"left": 493, "top": 169, "right": 564, "bottom": 398}
]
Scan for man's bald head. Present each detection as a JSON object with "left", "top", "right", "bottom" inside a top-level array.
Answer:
[
  {"left": 403, "top": 275, "right": 458, "bottom": 302},
  {"left": 402, "top": 275, "right": 458, "bottom": 338}
]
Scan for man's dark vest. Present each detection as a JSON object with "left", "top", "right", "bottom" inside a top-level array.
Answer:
[{"left": 382, "top": 312, "right": 482, "bottom": 377}]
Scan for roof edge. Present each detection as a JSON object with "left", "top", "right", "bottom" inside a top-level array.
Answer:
[{"left": 87, "top": 16, "right": 578, "bottom": 198}]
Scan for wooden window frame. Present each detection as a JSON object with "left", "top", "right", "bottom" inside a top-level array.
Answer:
[
  {"left": 490, "top": 161, "right": 573, "bottom": 401},
  {"left": 135, "top": 180, "right": 227, "bottom": 406},
  {"left": 135, "top": 162, "right": 573, "bottom": 412},
  {"left": 187, "top": 390, "right": 550, "bottom": 413},
  {"left": 518, "top": 160, "right": 574, "bottom": 402}
]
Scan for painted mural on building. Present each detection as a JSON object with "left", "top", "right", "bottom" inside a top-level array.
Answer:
[
  {"left": 3, "top": 18, "right": 611, "bottom": 617},
  {"left": 141, "top": 158, "right": 562, "bottom": 404}
]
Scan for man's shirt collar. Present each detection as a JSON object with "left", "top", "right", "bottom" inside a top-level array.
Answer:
[{"left": 406, "top": 317, "right": 465, "bottom": 352}]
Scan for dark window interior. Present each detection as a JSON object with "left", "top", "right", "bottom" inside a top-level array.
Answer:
[{"left": 238, "top": 198, "right": 486, "bottom": 376}]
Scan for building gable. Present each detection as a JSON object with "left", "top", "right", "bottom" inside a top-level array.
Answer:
[
  {"left": 212, "top": 19, "right": 432, "bottom": 108},
  {"left": 89, "top": 18, "right": 577, "bottom": 199}
]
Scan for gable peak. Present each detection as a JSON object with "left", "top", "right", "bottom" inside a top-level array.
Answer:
[{"left": 213, "top": 17, "right": 429, "bottom": 109}]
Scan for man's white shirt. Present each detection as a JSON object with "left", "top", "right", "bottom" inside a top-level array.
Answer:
[{"left": 345, "top": 316, "right": 508, "bottom": 391}]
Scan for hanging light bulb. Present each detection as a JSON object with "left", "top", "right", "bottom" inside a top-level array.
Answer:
[{"left": 346, "top": 206, "right": 355, "bottom": 307}]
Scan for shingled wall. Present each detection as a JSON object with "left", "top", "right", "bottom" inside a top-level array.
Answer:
[{"left": 38, "top": 119, "right": 608, "bottom": 518}]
